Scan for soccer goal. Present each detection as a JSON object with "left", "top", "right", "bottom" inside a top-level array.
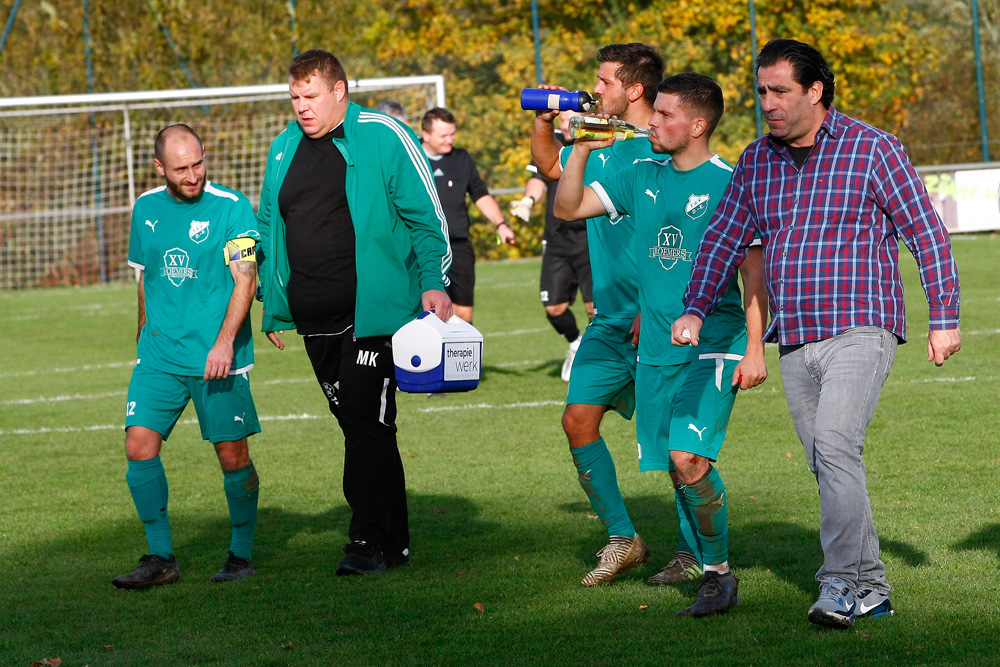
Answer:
[{"left": 0, "top": 75, "right": 445, "bottom": 289}]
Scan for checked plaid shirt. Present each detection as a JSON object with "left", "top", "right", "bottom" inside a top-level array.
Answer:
[{"left": 683, "top": 105, "right": 960, "bottom": 346}]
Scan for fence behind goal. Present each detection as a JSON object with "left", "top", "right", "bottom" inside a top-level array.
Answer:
[{"left": 0, "top": 76, "right": 444, "bottom": 289}]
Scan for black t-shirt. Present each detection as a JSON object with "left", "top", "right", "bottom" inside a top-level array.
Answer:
[
  {"left": 526, "top": 132, "right": 587, "bottom": 255},
  {"left": 528, "top": 171, "right": 588, "bottom": 255},
  {"left": 427, "top": 148, "right": 489, "bottom": 240},
  {"left": 278, "top": 125, "right": 357, "bottom": 335}
]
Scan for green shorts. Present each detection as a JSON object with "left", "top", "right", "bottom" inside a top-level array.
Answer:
[
  {"left": 566, "top": 314, "right": 637, "bottom": 419},
  {"left": 125, "top": 363, "right": 261, "bottom": 443},
  {"left": 635, "top": 353, "right": 742, "bottom": 471}
]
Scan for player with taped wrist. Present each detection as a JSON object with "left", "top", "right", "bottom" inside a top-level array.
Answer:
[{"left": 114, "top": 124, "right": 261, "bottom": 590}]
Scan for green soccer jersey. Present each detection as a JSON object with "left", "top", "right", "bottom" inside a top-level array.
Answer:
[
  {"left": 560, "top": 136, "right": 658, "bottom": 317},
  {"left": 128, "top": 181, "right": 259, "bottom": 376},
  {"left": 591, "top": 155, "right": 747, "bottom": 365}
]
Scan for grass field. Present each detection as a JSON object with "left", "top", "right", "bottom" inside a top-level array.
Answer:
[{"left": 1, "top": 238, "right": 998, "bottom": 666}]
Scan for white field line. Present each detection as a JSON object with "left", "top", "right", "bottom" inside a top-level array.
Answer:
[
  {"left": 483, "top": 328, "right": 547, "bottom": 337},
  {"left": 3, "top": 390, "right": 128, "bottom": 406},
  {"left": 0, "top": 360, "right": 137, "bottom": 379},
  {"left": 417, "top": 399, "right": 564, "bottom": 413},
  {"left": 0, "top": 400, "right": 570, "bottom": 435},
  {"left": 0, "top": 413, "right": 321, "bottom": 436}
]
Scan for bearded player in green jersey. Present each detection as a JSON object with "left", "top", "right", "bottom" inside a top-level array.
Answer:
[
  {"left": 556, "top": 73, "right": 768, "bottom": 617},
  {"left": 531, "top": 43, "right": 664, "bottom": 587},
  {"left": 113, "top": 124, "right": 262, "bottom": 589}
]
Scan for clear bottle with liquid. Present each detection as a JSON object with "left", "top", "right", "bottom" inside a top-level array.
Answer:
[
  {"left": 520, "top": 88, "right": 597, "bottom": 112},
  {"left": 568, "top": 116, "right": 650, "bottom": 140}
]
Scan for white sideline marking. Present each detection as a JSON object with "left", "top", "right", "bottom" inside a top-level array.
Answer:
[
  {"left": 0, "top": 360, "right": 136, "bottom": 379},
  {"left": 909, "top": 376, "right": 976, "bottom": 383},
  {"left": 484, "top": 328, "right": 547, "bottom": 337},
  {"left": 493, "top": 359, "right": 550, "bottom": 368},
  {"left": 417, "top": 399, "right": 563, "bottom": 413},
  {"left": 3, "top": 391, "right": 127, "bottom": 406},
  {"left": 0, "top": 413, "right": 321, "bottom": 436}
]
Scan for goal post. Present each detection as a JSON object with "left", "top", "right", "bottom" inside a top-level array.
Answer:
[{"left": 0, "top": 75, "right": 445, "bottom": 288}]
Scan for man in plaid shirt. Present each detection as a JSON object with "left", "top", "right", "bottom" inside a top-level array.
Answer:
[{"left": 672, "top": 39, "right": 961, "bottom": 629}]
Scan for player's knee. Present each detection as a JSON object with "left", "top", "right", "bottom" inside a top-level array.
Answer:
[
  {"left": 545, "top": 303, "right": 569, "bottom": 317},
  {"left": 670, "top": 451, "right": 711, "bottom": 485},
  {"left": 215, "top": 438, "right": 251, "bottom": 471},
  {"left": 562, "top": 405, "right": 599, "bottom": 448},
  {"left": 125, "top": 426, "right": 162, "bottom": 461}
]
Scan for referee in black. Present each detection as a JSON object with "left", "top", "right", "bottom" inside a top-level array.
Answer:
[{"left": 421, "top": 107, "right": 516, "bottom": 324}]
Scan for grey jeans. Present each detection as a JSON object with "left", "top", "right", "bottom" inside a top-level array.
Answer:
[{"left": 779, "top": 326, "right": 897, "bottom": 594}]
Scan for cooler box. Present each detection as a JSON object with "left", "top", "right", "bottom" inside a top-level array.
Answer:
[{"left": 392, "top": 312, "right": 483, "bottom": 393}]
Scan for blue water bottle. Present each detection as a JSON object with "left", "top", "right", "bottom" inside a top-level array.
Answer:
[{"left": 520, "top": 88, "right": 596, "bottom": 112}]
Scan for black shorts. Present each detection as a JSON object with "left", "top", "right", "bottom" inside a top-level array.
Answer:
[
  {"left": 540, "top": 247, "right": 592, "bottom": 306},
  {"left": 446, "top": 238, "right": 475, "bottom": 307}
]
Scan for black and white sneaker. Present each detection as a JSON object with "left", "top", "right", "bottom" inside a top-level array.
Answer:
[
  {"left": 211, "top": 551, "right": 256, "bottom": 582},
  {"left": 112, "top": 554, "right": 180, "bottom": 590},
  {"left": 335, "top": 540, "right": 388, "bottom": 575}
]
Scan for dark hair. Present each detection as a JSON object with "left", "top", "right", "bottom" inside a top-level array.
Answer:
[
  {"left": 288, "top": 49, "right": 348, "bottom": 90},
  {"left": 154, "top": 124, "right": 203, "bottom": 162},
  {"left": 421, "top": 107, "right": 457, "bottom": 133},
  {"left": 597, "top": 43, "right": 665, "bottom": 105},
  {"left": 657, "top": 73, "right": 725, "bottom": 138},
  {"left": 756, "top": 39, "right": 835, "bottom": 108}
]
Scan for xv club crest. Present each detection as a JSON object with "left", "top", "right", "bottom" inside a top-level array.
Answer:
[
  {"left": 161, "top": 247, "right": 198, "bottom": 286},
  {"left": 649, "top": 225, "right": 692, "bottom": 270}
]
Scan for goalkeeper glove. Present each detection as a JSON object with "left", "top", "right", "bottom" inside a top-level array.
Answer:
[{"left": 509, "top": 196, "right": 534, "bottom": 222}]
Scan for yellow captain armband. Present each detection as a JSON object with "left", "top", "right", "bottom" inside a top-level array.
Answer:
[{"left": 224, "top": 237, "right": 257, "bottom": 266}]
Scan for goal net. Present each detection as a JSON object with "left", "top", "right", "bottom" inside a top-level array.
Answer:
[{"left": 0, "top": 76, "right": 444, "bottom": 288}]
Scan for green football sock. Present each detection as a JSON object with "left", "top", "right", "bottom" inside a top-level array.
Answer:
[
  {"left": 126, "top": 457, "right": 173, "bottom": 559},
  {"left": 679, "top": 465, "right": 728, "bottom": 568},
  {"left": 673, "top": 482, "right": 703, "bottom": 567},
  {"left": 572, "top": 438, "right": 635, "bottom": 538},
  {"left": 223, "top": 463, "right": 259, "bottom": 561}
]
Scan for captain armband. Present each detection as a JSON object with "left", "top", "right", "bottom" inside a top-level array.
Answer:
[{"left": 224, "top": 237, "right": 257, "bottom": 266}]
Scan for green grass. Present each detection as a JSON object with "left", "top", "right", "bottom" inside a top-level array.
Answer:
[{"left": 1, "top": 238, "right": 999, "bottom": 666}]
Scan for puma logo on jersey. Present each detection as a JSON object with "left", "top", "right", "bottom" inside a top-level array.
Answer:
[
  {"left": 145, "top": 220, "right": 158, "bottom": 231},
  {"left": 234, "top": 415, "right": 245, "bottom": 424},
  {"left": 688, "top": 423, "right": 707, "bottom": 440},
  {"left": 597, "top": 153, "right": 610, "bottom": 167},
  {"left": 357, "top": 350, "right": 379, "bottom": 367},
  {"left": 645, "top": 189, "right": 659, "bottom": 204}
]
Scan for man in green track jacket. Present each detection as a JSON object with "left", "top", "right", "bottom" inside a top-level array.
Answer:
[{"left": 256, "top": 49, "right": 453, "bottom": 576}]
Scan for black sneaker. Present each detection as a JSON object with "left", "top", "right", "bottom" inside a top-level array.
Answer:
[
  {"left": 676, "top": 571, "right": 740, "bottom": 618},
  {"left": 335, "top": 540, "right": 388, "bottom": 575},
  {"left": 112, "top": 554, "right": 180, "bottom": 590},
  {"left": 211, "top": 551, "right": 256, "bottom": 583}
]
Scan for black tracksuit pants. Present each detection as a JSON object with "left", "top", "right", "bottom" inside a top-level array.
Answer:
[{"left": 303, "top": 330, "right": 409, "bottom": 560}]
